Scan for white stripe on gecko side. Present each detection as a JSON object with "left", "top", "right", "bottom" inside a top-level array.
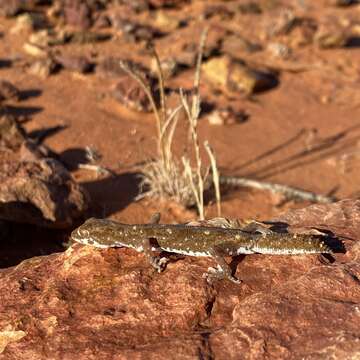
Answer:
[
  {"left": 252, "top": 247, "right": 322, "bottom": 255},
  {"left": 162, "top": 247, "right": 210, "bottom": 257},
  {"left": 73, "top": 236, "right": 144, "bottom": 252},
  {"left": 236, "top": 247, "right": 256, "bottom": 255},
  {"left": 75, "top": 238, "right": 109, "bottom": 248}
]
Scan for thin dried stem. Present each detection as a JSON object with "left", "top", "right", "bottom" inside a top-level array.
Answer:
[
  {"left": 204, "top": 141, "right": 221, "bottom": 217},
  {"left": 148, "top": 44, "right": 167, "bottom": 126},
  {"left": 180, "top": 89, "right": 205, "bottom": 219},
  {"left": 147, "top": 44, "right": 171, "bottom": 171},
  {"left": 119, "top": 61, "right": 164, "bottom": 164},
  {"left": 164, "top": 113, "right": 179, "bottom": 171},
  {"left": 192, "top": 27, "right": 208, "bottom": 117},
  {"left": 220, "top": 176, "right": 336, "bottom": 203},
  {"left": 159, "top": 104, "right": 182, "bottom": 142},
  {"left": 182, "top": 156, "right": 203, "bottom": 219}
]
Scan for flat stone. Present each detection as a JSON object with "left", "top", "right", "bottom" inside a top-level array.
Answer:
[
  {"left": 23, "top": 42, "right": 48, "bottom": 58},
  {"left": 152, "top": 11, "right": 180, "bottom": 32},
  {"left": 27, "top": 58, "right": 58, "bottom": 78},
  {"left": 0, "top": 114, "right": 26, "bottom": 150},
  {"left": 110, "top": 15, "right": 161, "bottom": 43},
  {"left": 55, "top": 54, "right": 93, "bottom": 73},
  {"left": 0, "top": 80, "right": 21, "bottom": 102},
  {"left": 203, "top": 56, "right": 277, "bottom": 95},
  {"left": 222, "top": 34, "right": 262, "bottom": 56},
  {"left": 315, "top": 18, "right": 349, "bottom": 49},
  {"left": 96, "top": 56, "right": 128, "bottom": 79},
  {"left": 207, "top": 106, "right": 249, "bottom": 126},
  {"left": 67, "top": 31, "right": 111, "bottom": 44},
  {"left": 111, "top": 76, "right": 153, "bottom": 112},
  {"left": 156, "top": 25, "right": 224, "bottom": 67}
]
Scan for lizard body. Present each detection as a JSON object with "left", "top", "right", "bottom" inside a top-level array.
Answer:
[{"left": 71, "top": 216, "right": 332, "bottom": 284}]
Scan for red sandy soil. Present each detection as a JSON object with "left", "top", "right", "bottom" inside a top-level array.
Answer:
[{"left": 1, "top": 2, "right": 360, "bottom": 228}]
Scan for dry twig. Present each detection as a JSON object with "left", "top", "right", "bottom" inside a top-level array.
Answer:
[{"left": 220, "top": 175, "right": 336, "bottom": 203}]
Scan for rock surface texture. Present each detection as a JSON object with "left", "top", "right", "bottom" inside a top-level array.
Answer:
[
  {"left": 0, "top": 200, "right": 359, "bottom": 359},
  {"left": 0, "top": 158, "right": 88, "bottom": 228}
]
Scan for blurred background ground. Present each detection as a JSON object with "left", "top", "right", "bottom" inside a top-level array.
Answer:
[{"left": 1, "top": 0, "right": 360, "bottom": 258}]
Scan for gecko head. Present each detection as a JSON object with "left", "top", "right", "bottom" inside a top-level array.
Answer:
[
  {"left": 71, "top": 226, "right": 92, "bottom": 245},
  {"left": 70, "top": 217, "right": 130, "bottom": 247},
  {"left": 70, "top": 218, "right": 102, "bottom": 246}
]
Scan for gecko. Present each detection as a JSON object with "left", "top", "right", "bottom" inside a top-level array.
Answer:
[{"left": 70, "top": 213, "right": 332, "bottom": 284}]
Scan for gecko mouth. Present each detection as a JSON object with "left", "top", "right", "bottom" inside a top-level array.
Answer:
[{"left": 70, "top": 227, "right": 110, "bottom": 248}]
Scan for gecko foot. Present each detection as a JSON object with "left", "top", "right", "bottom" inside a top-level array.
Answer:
[
  {"left": 149, "top": 256, "right": 169, "bottom": 273},
  {"left": 203, "top": 267, "right": 242, "bottom": 285}
]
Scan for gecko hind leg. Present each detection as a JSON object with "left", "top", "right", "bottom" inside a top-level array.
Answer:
[
  {"left": 142, "top": 236, "right": 169, "bottom": 273},
  {"left": 203, "top": 247, "right": 242, "bottom": 284},
  {"left": 143, "top": 213, "right": 169, "bottom": 272}
]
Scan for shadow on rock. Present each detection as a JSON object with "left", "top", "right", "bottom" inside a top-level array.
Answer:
[
  {"left": 60, "top": 147, "right": 91, "bottom": 171},
  {"left": 0, "top": 220, "right": 67, "bottom": 268},
  {"left": 345, "top": 37, "right": 360, "bottom": 48},
  {"left": 28, "top": 124, "right": 68, "bottom": 143},
  {"left": 19, "top": 88, "right": 42, "bottom": 101},
  {"left": 81, "top": 172, "right": 142, "bottom": 217},
  {"left": 1, "top": 105, "right": 43, "bottom": 118},
  {"left": 0, "top": 59, "right": 12, "bottom": 68}
]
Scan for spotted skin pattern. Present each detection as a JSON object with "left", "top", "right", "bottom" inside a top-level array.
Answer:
[{"left": 71, "top": 217, "right": 332, "bottom": 284}]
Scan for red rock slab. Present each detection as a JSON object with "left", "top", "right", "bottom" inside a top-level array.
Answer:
[
  {"left": 273, "top": 198, "right": 360, "bottom": 241},
  {"left": 210, "top": 257, "right": 360, "bottom": 359},
  {"left": 0, "top": 115, "right": 88, "bottom": 228},
  {"left": 0, "top": 158, "right": 89, "bottom": 228},
  {"left": 0, "top": 200, "right": 359, "bottom": 359},
  {"left": 0, "top": 245, "right": 215, "bottom": 359}
]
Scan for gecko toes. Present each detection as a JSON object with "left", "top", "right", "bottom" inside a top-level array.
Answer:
[
  {"left": 158, "top": 257, "right": 169, "bottom": 266},
  {"left": 204, "top": 267, "right": 242, "bottom": 285},
  {"left": 150, "top": 256, "right": 169, "bottom": 273},
  {"left": 229, "top": 276, "right": 242, "bottom": 284},
  {"left": 207, "top": 266, "right": 217, "bottom": 274}
]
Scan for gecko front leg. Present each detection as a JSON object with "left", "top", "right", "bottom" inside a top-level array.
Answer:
[
  {"left": 142, "top": 237, "right": 169, "bottom": 272},
  {"left": 142, "top": 212, "right": 169, "bottom": 273},
  {"left": 204, "top": 246, "right": 242, "bottom": 284}
]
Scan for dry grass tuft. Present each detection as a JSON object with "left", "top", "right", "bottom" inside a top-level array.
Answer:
[{"left": 120, "top": 29, "right": 221, "bottom": 220}]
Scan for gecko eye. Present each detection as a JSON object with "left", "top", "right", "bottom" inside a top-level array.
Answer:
[
  {"left": 72, "top": 228, "right": 90, "bottom": 243},
  {"left": 80, "top": 229, "right": 90, "bottom": 237}
]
